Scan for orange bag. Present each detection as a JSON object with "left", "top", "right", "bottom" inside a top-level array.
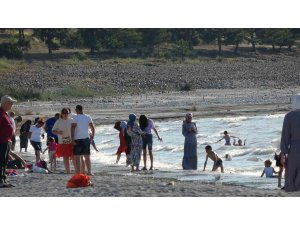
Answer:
[{"left": 67, "top": 174, "right": 91, "bottom": 188}]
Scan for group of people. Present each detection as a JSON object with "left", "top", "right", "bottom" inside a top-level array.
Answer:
[
  {"left": 2, "top": 92, "right": 300, "bottom": 193},
  {"left": 0, "top": 97, "right": 97, "bottom": 188},
  {"left": 181, "top": 112, "right": 224, "bottom": 172},
  {"left": 113, "top": 114, "right": 162, "bottom": 172}
]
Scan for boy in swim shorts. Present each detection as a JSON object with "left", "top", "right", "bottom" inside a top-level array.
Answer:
[{"left": 203, "top": 145, "right": 224, "bottom": 173}]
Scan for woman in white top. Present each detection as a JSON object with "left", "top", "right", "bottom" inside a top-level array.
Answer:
[
  {"left": 29, "top": 119, "right": 45, "bottom": 163},
  {"left": 52, "top": 108, "right": 74, "bottom": 174}
]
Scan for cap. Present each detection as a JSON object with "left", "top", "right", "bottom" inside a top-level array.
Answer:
[{"left": 1, "top": 95, "right": 17, "bottom": 104}]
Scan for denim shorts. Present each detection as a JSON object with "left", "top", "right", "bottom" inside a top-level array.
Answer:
[
  {"left": 73, "top": 138, "right": 90, "bottom": 155},
  {"left": 30, "top": 141, "right": 42, "bottom": 151},
  {"left": 142, "top": 134, "right": 153, "bottom": 150}
]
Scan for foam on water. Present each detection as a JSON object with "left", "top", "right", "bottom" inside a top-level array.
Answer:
[
  {"left": 13, "top": 113, "right": 285, "bottom": 190},
  {"left": 89, "top": 113, "right": 285, "bottom": 190}
]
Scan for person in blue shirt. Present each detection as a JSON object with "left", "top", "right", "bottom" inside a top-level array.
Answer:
[{"left": 45, "top": 113, "right": 59, "bottom": 143}]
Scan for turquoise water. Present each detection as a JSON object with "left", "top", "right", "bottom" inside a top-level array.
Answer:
[{"left": 92, "top": 113, "right": 284, "bottom": 190}]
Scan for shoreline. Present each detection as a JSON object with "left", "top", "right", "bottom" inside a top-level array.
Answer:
[
  {"left": 3, "top": 87, "right": 300, "bottom": 196},
  {"left": 12, "top": 88, "right": 295, "bottom": 125},
  {"left": 1, "top": 151, "right": 299, "bottom": 197}
]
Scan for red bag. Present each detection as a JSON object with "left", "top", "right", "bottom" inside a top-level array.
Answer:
[{"left": 67, "top": 174, "right": 91, "bottom": 188}]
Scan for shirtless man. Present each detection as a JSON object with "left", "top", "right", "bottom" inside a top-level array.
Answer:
[{"left": 203, "top": 145, "right": 224, "bottom": 173}]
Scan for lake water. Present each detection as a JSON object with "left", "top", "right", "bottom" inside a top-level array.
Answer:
[
  {"left": 19, "top": 113, "right": 285, "bottom": 190},
  {"left": 91, "top": 113, "right": 284, "bottom": 190}
]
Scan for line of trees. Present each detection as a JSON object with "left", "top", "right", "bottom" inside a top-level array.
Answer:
[{"left": 1, "top": 28, "right": 299, "bottom": 59}]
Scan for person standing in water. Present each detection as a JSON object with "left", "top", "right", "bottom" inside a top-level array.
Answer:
[
  {"left": 114, "top": 121, "right": 127, "bottom": 164},
  {"left": 127, "top": 113, "right": 144, "bottom": 172},
  {"left": 182, "top": 113, "right": 198, "bottom": 170},
  {"left": 203, "top": 145, "right": 224, "bottom": 173},
  {"left": 139, "top": 115, "right": 162, "bottom": 171}
]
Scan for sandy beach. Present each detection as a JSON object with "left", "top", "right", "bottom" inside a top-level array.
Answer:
[{"left": 2, "top": 87, "right": 300, "bottom": 197}]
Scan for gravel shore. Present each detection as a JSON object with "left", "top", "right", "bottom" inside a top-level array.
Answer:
[{"left": 1, "top": 52, "right": 299, "bottom": 93}]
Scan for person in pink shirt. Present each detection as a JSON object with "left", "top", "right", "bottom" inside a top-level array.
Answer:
[{"left": 43, "top": 137, "right": 58, "bottom": 171}]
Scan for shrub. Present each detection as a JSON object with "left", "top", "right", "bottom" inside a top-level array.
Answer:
[
  {"left": 0, "top": 43, "right": 23, "bottom": 59},
  {"left": 71, "top": 52, "right": 87, "bottom": 60}
]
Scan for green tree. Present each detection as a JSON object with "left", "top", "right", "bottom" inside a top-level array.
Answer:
[
  {"left": 33, "top": 29, "right": 66, "bottom": 54},
  {"left": 258, "top": 29, "right": 294, "bottom": 51},
  {"left": 101, "top": 29, "right": 142, "bottom": 52},
  {"left": 60, "top": 29, "right": 84, "bottom": 49},
  {"left": 199, "top": 28, "right": 227, "bottom": 55},
  {"left": 175, "top": 39, "right": 190, "bottom": 62},
  {"left": 244, "top": 28, "right": 262, "bottom": 52},
  {"left": 139, "top": 29, "right": 171, "bottom": 55},
  {"left": 224, "top": 29, "right": 246, "bottom": 54},
  {"left": 78, "top": 28, "right": 103, "bottom": 54},
  {"left": 169, "top": 29, "right": 200, "bottom": 49}
]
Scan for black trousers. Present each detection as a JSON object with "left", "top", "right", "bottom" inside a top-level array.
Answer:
[{"left": 0, "top": 143, "right": 10, "bottom": 181}]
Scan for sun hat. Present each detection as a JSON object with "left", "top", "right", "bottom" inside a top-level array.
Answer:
[{"left": 1, "top": 95, "right": 17, "bottom": 104}]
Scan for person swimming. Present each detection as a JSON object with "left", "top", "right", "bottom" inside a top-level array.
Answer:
[
  {"left": 233, "top": 139, "right": 246, "bottom": 146},
  {"left": 216, "top": 131, "right": 237, "bottom": 146}
]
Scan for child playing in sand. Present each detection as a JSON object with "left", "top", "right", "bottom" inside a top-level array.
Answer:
[
  {"left": 203, "top": 145, "right": 224, "bottom": 173},
  {"left": 43, "top": 137, "right": 57, "bottom": 171},
  {"left": 274, "top": 152, "right": 285, "bottom": 187},
  {"left": 260, "top": 159, "right": 278, "bottom": 178},
  {"left": 216, "top": 131, "right": 236, "bottom": 146}
]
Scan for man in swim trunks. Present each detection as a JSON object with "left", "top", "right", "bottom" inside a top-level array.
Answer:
[{"left": 203, "top": 145, "right": 224, "bottom": 173}]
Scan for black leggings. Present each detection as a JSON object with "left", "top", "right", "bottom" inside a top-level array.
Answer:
[{"left": 0, "top": 143, "right": 10, "bottom": 181}]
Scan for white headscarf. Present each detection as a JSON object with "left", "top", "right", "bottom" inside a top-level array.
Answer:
[{"left": 291, "top": 94, "right": 300, "bottom": 110}]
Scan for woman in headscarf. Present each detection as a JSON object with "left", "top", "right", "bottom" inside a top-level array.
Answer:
[
  {"left": 114, "top": 121, "right": 127, "bottom": 164},
  {"left": 281, "top": 94, "right": 300, "bottom": 191},
  {"left": 182, "top": 112, "right": 198, "bottom": 170},
  {"left": 127, "top": 113, "right": 145, "bottom": 172}
]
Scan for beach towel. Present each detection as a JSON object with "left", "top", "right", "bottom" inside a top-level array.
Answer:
[{"left": 67, "top": 174, "right": 91, "bottom": 188}]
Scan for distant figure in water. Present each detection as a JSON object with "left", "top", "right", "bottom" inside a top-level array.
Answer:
[
  {"left": 182, "top": 113, "right": 198, "bottom": 170},
  {"left": 261, "top": 159, "right": 278, "bottom": 178},
  {"left": 216, "top": 131, "right": 236, "bottom": 146},
  {"left": 224, "top": 153, "right": 232, "bottom": 161},
  {"left": 233, "top": 139, "right": 246, "bottom": 146},
  {"left": 203, "top": 145, "right": 224, "bottom": 173}
]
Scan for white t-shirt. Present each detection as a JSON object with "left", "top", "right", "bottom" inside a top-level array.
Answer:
[
  {"left": 73, "top": 114, "right": 93, "bottom": 140},
  {"left": 29, "top": 125, "right": 44, "bottom": 142},
  {"left": 52, "top": 118, "right": 73, "bottom": 144},
  {"left": 68, "top": 113, "right": 77, "bottom": 119},
  {"left": 9, "top": 116, "right": 16, "bottom": 134}
]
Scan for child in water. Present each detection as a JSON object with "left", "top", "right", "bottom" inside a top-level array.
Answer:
[
  {"left": 260, "top": 159, "right": 278, "bottom": 178},
  {"left": 233, "top": 139, "right": 246, "bottom": 146},
  {"left": 203, "top": 145, "right": 224, "bottom": 173},
  {"left": 216, "top": 131, "right": 236, "bottom": 146}
]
